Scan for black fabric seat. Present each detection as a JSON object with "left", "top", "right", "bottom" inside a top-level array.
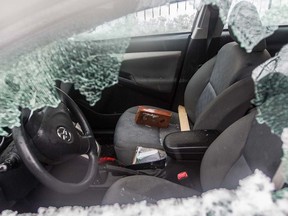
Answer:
[
  {"left": 114, "top": 2, "right": 271, "bottom": 165},
  {"left": 103, "top": 110, "right": 283, "bottom": 205}
]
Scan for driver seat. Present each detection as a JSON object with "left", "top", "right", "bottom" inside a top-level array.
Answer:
[
  {"left": 113, "top": 1, "right": 271, "bottom": 165},
  {"left": 102, "top": 110, "right": 283, "bottom": 205}
]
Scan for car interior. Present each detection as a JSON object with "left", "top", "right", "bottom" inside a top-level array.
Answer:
[{"left": 0, "top": 1, "right": 287, "bottom": 213}]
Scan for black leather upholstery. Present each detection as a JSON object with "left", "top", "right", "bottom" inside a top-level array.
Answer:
[{"left": 163, "top": 130, "right": 219, "bottom": 160}]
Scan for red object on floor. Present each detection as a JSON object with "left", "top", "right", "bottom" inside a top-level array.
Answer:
[
  {"left": 99, "top": 157, "right": 116, "bottom": 164},
  {"left": 177, "top": 171, "right": 188, "bottom": 180}
]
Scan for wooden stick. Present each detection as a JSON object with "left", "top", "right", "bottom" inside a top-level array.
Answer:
[{"left": 178, "top": 105, "right": 190, "bottom": 131}]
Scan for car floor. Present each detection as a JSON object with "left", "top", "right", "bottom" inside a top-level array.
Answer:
[
  {"left": 13, "top": 157, "right": 107, "bottom": 213},
  {"left": 11, "top": 157, "right": 203, "bottom": 213},
  {"left": 8, "top": 133, "right": 203, "bottom": 213}
]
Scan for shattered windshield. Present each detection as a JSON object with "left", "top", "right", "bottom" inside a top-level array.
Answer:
[{"left": 1, "top": 0, "right": 288, "bottom": 215}]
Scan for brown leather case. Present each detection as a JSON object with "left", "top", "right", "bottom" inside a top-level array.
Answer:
[{"left": 135, "top": 106, "right": 172, "bottom": 128}]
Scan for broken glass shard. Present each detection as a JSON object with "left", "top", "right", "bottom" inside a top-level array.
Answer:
[
  {"left": 253, "top": 44, "right": 288, "bottom": 184},
  {"left": 201, "top": 0, "right": 288, "bottom": 52},
  {"left": 0, "top": 36, "right": 130, "bottom": 136}
]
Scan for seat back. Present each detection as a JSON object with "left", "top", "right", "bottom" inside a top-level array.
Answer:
[
  {"left": 184, "top": 2, "right": 271, "bottom": 132},
  {"left": 200, "top": 110, "right": 283, "bottom": 191}
]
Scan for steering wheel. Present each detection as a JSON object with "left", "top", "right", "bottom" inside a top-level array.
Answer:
[{"left": 12, "top": 89, "right": 98, "bottom": 194}]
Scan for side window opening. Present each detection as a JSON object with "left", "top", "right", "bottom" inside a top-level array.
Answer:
[{"left": 82, "top": 0, "right": 199, "bottom": 40}]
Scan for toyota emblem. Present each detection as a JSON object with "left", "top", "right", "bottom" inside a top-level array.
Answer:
[{"left": 57, "top": 126, "right": 72, "bottom": 142}]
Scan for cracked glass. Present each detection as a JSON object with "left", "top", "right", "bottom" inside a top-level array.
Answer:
[
  {"left": 252, "top": 44, "right": 288, "bottom": 184},
  {"left": 0, "top": 34, "right": 130, "bottom": 136},
  {"left": 0, "top": 0, "right": 200, "bottom": 137},
  {"left": 202, "top": 0, "right": 288, "bottom": 52},
  {"left": 1, "top": 0, "right": 288, "bottom": 215}
]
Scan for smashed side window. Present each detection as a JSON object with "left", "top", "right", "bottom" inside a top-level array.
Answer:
[
  {"left": 0, "top": 0, "right": 200, "bottom": 137},
  {"left": 5, "top": 30, "right": 286, "bottom": 216},
  {"left": 1, "top": 0, "right": 288, "bottom": 215},
  {"left": 0, "top": 35, "right": 130, "bottom": 137}
]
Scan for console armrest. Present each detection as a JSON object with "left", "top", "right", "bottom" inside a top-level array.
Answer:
[{"left": 163, "top": 130, "right": 220, "bottom": 160}]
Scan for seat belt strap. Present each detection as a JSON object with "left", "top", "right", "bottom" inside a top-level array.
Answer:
[
  {"left": 178, "top": 105, "right": 190, "bottom": 131},
  {"left": 272, "top": 161, "right": 285, "bottom": 190}
]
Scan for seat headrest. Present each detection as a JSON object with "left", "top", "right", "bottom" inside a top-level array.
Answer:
[{"left": 228, "top": 1, "right": 267, "bottom": 52}]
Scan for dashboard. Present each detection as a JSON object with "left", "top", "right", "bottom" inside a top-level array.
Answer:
[
  {"left": 0, "top": 133, "right": 38, "bottom": 211},
  {"left": 0, "top": 135, "right": 13, "bottom": 163}
]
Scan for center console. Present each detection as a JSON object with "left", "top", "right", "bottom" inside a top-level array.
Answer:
[{"left": 163, "top": 130, "right": 220, "bottom": 160}]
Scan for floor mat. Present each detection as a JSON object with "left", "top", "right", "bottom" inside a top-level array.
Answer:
[{"left": 99, "top": 144, "right": 116, "bottom": 158}]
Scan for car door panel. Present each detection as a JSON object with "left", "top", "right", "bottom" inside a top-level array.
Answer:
[
  {"left": 85, "top": 33, "right": 190, "bottom": 110},
  {"left": 69, "top": 33, "right": 191, "bottom": 130},
  {"left": 119, "top": 51, "right": 182, "bottom": 93}
]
